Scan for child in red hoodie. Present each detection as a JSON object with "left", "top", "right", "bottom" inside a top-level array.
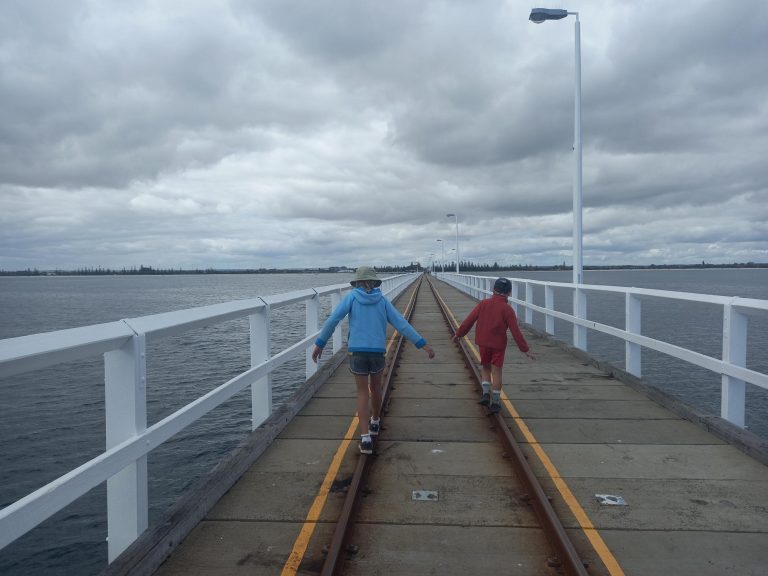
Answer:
[{"left": 452, "top": 277, "right": 536, "bottom": 413}]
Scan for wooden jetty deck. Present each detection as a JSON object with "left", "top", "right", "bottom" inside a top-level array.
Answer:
[{"left": 112, "top": 277, "right": 768, "bottom": 576}]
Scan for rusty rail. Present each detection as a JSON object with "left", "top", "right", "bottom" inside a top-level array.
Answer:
[
  {"left": 319, "top": 276, "right": 423, "bottom": 576},
  {"left": 426, "top": 276, "right": 589, "bottom": 576}
]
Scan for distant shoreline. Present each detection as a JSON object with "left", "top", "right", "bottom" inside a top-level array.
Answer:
[{"left": 2, "top": 262, "right": 767, "bottom": 277}]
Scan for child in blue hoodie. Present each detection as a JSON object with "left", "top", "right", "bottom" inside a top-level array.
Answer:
[{"left": 312, "top": 266, "right": 435, "bottom": 454}]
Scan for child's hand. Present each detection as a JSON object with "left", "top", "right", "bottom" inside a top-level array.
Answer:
[
  {"left": 525, "top": 350, "right": 536, "bottom": 360},
  {"left": 451, "top": 334, "right": 459, "bottom": 343},
  {"left": 311, "top": 345, "right": 323, "bottom": 363},
  {"left": 423, "top": 345, "right": 435, "bottom": 359}
]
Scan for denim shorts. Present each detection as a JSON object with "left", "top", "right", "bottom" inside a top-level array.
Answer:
[{"left": 348, "top": 352, "right": 386, "bottom": 375}]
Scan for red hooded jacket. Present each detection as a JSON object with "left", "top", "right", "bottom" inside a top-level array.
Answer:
[{"left": 455, "top": 293, "right": 530, "bottom": 352}]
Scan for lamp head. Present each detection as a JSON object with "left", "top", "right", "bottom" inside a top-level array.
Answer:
[{"left": 529, "top": 8, "right": 568, "bottom": 23}]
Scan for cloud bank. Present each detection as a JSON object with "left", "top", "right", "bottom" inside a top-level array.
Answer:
[{"left": 1, "top": 0, "right": 767, "bottom": 270}]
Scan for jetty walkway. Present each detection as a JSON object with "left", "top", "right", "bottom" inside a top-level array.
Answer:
[{"left": 101, "top": 276, "right": 768, "bottom": 576}]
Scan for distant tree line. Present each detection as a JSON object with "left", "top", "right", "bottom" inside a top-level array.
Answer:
[
  {"left": 433, "top": 260, "right": 768, "bottom": 272},
  {"left": 2, "top": 261, "right": 766, "bottom": 277}
]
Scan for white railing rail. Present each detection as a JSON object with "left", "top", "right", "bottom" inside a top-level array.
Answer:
[
  {"left": 438, "top": 272, "right": 768, "bottom": 429},
  {"left": 0, "top": 273, "right": 420, "bottom": 563}
]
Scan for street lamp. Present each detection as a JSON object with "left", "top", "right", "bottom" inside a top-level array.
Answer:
[
  {"left": 529, "top": 7, "right": 583, "bottom": 287},
  {"left": 436, "top": 239, "right": 445, "bottom": 273},
  {"left": 446, "top": 213, "right": 460, "bottom": 273},
  {"left": 530, "top": 7, "right": 586, "bottom": 350}
]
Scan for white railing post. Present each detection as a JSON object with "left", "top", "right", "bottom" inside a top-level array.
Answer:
[
  {"left": 545, "top": 284, "right": 555, "bottom": 335},
  {"left": 525, "top": 282, "right": 534, "bottom": 324},
  {"left": 104, "top": 332, "right": 148, "bottom": 562},
  {"left": 331, "top": 291, "right": 343, "bottom": 353},
  {"left": 573, "top": 287, "right": 587, "bottom": 350},
  {"left": 722, "top": 303, "right": 747, "bottom": 427},
  {"left": 625, "top": 292, "right": 642, "bottom": 377},
  {"left": 306, "top": 291, "right": 319, "bottom": 378},
  {"left": 511, "top": 281, "right": 520, "bottom": 315},
  {"left": 250, "top": 304, "right": 271, "bottom": 430}
]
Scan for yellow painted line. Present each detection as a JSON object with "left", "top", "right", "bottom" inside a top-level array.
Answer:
[
  {"left": 280, "top": 417, "right": 358, "bottom": 575},
  {"left": 501, "top": 397, "right": 626, "bottom": 575},
  {"left": 434, "top": 287, "right": 625, "bottom": 576},
  {"left": 282, "top": 283, "right": 417, "bottom": 573}
]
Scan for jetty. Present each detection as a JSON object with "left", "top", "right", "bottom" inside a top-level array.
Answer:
[{"left": 1, "top": 273, "right": 767, "bottom": 575}]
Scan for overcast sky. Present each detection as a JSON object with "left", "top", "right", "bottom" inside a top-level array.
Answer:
[{"left": 1, "top": 0, "right": 766, "bottom": 271}]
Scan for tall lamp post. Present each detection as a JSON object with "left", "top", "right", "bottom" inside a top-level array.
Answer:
[
  {"left": 436, "top": 239, "right": 445, "bottom": 273},
  {"left": 529, "top": 7, "right": 583, "bottom": 287},
  {"left": 530, "top": 7, "right": 586, "bottom": 349},
  {"left": 446, "top": 213, "right": 460, "bottom": 273}
]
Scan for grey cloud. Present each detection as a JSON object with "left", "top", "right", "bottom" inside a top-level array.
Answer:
[
  {"left": 0, "top": 2, "right": 339, "bottom": 189},
  {"left": 1, "top": 1, "right": 767, "bottom": 271}
]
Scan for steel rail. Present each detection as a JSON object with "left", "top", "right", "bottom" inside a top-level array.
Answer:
[
  {"left": 425, "top": 276, "right": 589, "bottom": 576},
  {"left": 319, "top": 276, "right": 423, "bottom": 576}
]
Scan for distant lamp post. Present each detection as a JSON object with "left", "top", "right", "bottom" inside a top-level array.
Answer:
[
  {"left": 446, "top": 213, "right": 460, "bottom": 273},
  {"left": 436, "top": 239, "right": 445, "bottom": 273},
  {"left": 529, "top": 7, "right": 583, "bottom": 288}
]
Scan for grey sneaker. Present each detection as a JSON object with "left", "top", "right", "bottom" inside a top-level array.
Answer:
[
  {"left": 478, "top": 392, "right": 491, "bottom": 406},
  {"left": 359, "top": 437, "right": 373, "bottom": 454},
  {"left": 489, "top": 401, "right": 501, "bottom": 414},
  {"left": 369, "top": 420, "right": 380, "bottom": 436}
]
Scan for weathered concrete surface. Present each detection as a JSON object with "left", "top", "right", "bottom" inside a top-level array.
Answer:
[
  {"left": 430, "top": 278, "right": 768, "bottom": 576},
  {"left": 338, "top": 525, "right": 549, "bottom": 576}
]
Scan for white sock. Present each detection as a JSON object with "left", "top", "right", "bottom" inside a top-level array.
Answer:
[
  {"left": 481, "top": 381, "right": 491, "bottom": 394},
  {"left": 362, "top": 433, "right": 371, "bottom": 442},
  {"left": 370, "top": 417, "right": 380, "bottom": 424}
]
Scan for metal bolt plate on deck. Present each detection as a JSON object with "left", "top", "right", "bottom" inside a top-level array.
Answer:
[
  {"left": 595, "top": 494, "right": 627, "bottom": 506},
  {"left": 412, "top": 490, "right": 439, "bottom": 501}
]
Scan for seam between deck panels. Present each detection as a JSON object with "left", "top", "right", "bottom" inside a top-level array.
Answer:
[{"left": 441, "top": 295, "right": 626, "bottom": 576}]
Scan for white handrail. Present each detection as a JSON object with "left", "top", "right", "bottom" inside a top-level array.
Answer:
[
  {"left": 0, "top": 272, "right": 420, "bottom": 563},
  {"left": 437, "top": 271, "right": 768, "bottom": 428}
]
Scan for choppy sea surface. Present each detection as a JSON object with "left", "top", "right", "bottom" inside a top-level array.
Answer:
[{"left": 1, "top": 269, "right": 767, "bottom": 575}]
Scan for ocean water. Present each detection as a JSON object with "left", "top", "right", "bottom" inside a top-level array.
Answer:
[
  {"left": 0, "top": 273, "right": 352, "bottom": 576},
  {"left": 1, "top": 269, "right": 767, "bottom": 575}
]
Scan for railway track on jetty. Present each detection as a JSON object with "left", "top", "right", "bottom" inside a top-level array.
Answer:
[{"left": 318, "top": 275, "right": 590, "bottom": 576}]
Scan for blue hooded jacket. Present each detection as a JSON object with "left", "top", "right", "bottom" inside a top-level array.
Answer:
[{"left": 315, "top": 287, "right": 427, "bottom": 353}]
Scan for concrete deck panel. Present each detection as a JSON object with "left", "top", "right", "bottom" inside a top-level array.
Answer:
[{"left": 517, "top": 417, "right": 724, "bottom": 444}]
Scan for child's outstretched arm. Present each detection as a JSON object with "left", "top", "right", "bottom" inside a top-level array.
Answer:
[
  {"left": 312, "top": 293, "right": 354, "bottom": 363},
  {"left": 452, "top": 304, "right": 480, "bottom": 343},
  {"left": 503, "top": 306, "right": 535, "bottom": 359}
]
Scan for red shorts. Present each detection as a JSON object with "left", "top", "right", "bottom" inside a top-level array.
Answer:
[{"left": 479, "top": 346, "right": 506, "bottom": 367}]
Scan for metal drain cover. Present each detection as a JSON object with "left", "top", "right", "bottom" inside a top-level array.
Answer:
[
  {"left": 595, "top": 494, "right": 627, "bottom": 506},
  {"left": 412, "top": 490, "right": 439, "bottom": 501}
]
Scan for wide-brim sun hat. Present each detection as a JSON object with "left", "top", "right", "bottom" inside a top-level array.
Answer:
[{"left": 351, "top": 266, "right": 382, "bottom": 287}]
